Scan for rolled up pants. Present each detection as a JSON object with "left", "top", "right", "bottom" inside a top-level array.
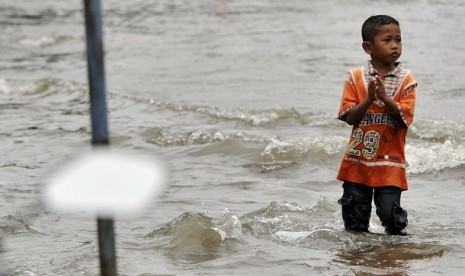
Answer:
[{"left": 338, "top": 181, "right": 408, "bottom": 234}]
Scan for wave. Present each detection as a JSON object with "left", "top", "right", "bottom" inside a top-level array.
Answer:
[
  {"left": 240, "top": 200, "right": 339, "bottom": 238},
  {"left": 135, "top": 199, "right": 454, "bottom": 274},
  {"left": 143, "top": 127, "right": 269, "bottom": 148},
  {"left": 102, "top": 1, "right": 316, "bottom": 32},
  {"left": 0, "top": 214, "right": 33, "bottom": 236},
  {"left": 3, "top": 78, "right": 465, "bottom": 175},
  {"left": 0, "top": 6, "right": 58, "bottom": 26},
  {"left": 145, "top": 199, "right": 450, "bottom": 263},
  {"left": 0, "top": 78, "right": 62, "bottom": 95},
  {"left": 19, "top": 34, "right": 73, "bottom": 48},
  {"left": 406, "top": 139, "right": 465, "bottom": 175},
  {"left": 143, "top": 200, "right": 343, "bottom": 263},
  {"left": 410, "top": 119, "right": 465, "bottom": 143},
  {"left": 0, "top": 78, "right": 138, "bottom": 113},
  {"left": 194, "top": 107, "right": 337, "bottom": 127},
  {"left": 144, "top": 99, "right": 339, "bottom": 127},
  {"left": 257, "top": 135, "right": 465, "bottom": 175},
  {"left": 260, "top": 136, "right": 346, "bottom": 162},
  {"left": 0, "top": 78, "right": 327, "bottom": 126},
  {"left": 146, "top": 210, "right": 242, "bottom": 263}
]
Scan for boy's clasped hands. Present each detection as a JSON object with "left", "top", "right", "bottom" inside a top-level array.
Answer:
[{"left": 368, "top": 75, "right": 388, "bottom": 103}]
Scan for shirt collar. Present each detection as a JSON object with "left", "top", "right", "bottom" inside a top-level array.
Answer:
[{"left": 367, "top": 61, "right": 402, "bottom": 77}]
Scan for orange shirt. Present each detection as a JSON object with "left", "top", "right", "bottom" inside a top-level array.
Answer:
[{"left": 337, "top": 63, "right": 417, "bottom": 190}]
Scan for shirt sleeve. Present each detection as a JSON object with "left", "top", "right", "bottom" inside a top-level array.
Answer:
[
  {"left": 397, "top": 73, "right": 417, "bottom": 127},
  {"left": 338, "top": 71, "right": 358, "bottom": 122}
]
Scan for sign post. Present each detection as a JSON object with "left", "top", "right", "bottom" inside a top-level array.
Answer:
[
  {"left": 83, "top": 0, "right": 115, "bottom": 275},
  {"left": 45, "top": 2, "right": 164, "bottom": 276}
]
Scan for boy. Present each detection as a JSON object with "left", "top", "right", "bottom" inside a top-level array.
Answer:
[{"left": 336, "top": 15, "right": 417, "bottom": 235}]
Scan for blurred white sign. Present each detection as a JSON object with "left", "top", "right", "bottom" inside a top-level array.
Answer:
[{"left": 44, "top": 150, "right": 165, "bottom": 218}]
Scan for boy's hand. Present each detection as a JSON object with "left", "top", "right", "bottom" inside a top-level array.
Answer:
[
  {"left": 374, "top": 75, "right": 388, "bottom": 101},
  {"left": 367, "top": 77, "right": 378, "bottom": 102}
]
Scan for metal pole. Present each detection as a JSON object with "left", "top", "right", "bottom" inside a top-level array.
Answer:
[
  {"left": 84, "top": 0, "right": 109, "bottom": 145},
  {"left": 97, "top": 218, "right": 117, "bottom": 276},
  {"left": 83, "top": 0, "right": 116, "bottom": 275}
]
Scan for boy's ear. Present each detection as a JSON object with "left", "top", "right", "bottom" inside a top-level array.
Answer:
[{"left": 362, "top": 41, "right": 373, "bottom": 55}]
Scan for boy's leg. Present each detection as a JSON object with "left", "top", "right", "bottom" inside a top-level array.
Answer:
[
  {"left": 374, "top": 186, "right": 408, "bottom": 235},
  {"left": 338, "top": 181, "right": 373, "bottom": 232}
]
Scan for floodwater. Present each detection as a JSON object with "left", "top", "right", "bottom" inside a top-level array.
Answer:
[{"left": 1, "top": 0, "right": 465, "bottom": 275}]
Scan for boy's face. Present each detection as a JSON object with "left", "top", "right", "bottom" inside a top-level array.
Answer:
[{"left": 363, "top": 23, "right": 402, "bottom": 67}]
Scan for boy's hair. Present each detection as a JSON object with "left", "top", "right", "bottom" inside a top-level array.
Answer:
[{"left": 362, "top": 15, "right": 399, "bottom": 42}]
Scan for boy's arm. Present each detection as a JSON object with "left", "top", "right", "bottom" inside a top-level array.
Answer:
[
  {"left": 344, "top": 96, "right": 375, "bottom": 125},
  {"left": 396, "top": 79, "right": 417, "bottom": 128},
  {"left": 342, "top": 77, "right": 377, "bottom": 125},
  {"left": 374, "top": 75, "right": 416, "bottom": 128},
  {"left": 381, "top": 74, "right": 417, "bottom": 128}
]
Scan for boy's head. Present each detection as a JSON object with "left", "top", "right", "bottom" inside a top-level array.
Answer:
[
  {"left": 361, "top": 15, "right": 402, "bottom": 68},
  {"left": 362, "top": 15, "right": 399, "bottom": 42}
]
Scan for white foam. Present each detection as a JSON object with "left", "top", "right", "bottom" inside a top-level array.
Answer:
[
  {"left": 407, "top": 140, "right": 465, "bottom": 174},
  {"left": 0, "top": 79, "right": 10, "bottom": 94}
]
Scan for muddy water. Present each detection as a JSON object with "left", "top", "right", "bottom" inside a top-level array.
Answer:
[{"left": 1, "top": 0, "right": 465, "bottom": 275}]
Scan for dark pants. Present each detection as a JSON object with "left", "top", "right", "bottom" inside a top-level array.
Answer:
[{"left": 338, "top": 181, "right": 408, "bottom": 235}]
